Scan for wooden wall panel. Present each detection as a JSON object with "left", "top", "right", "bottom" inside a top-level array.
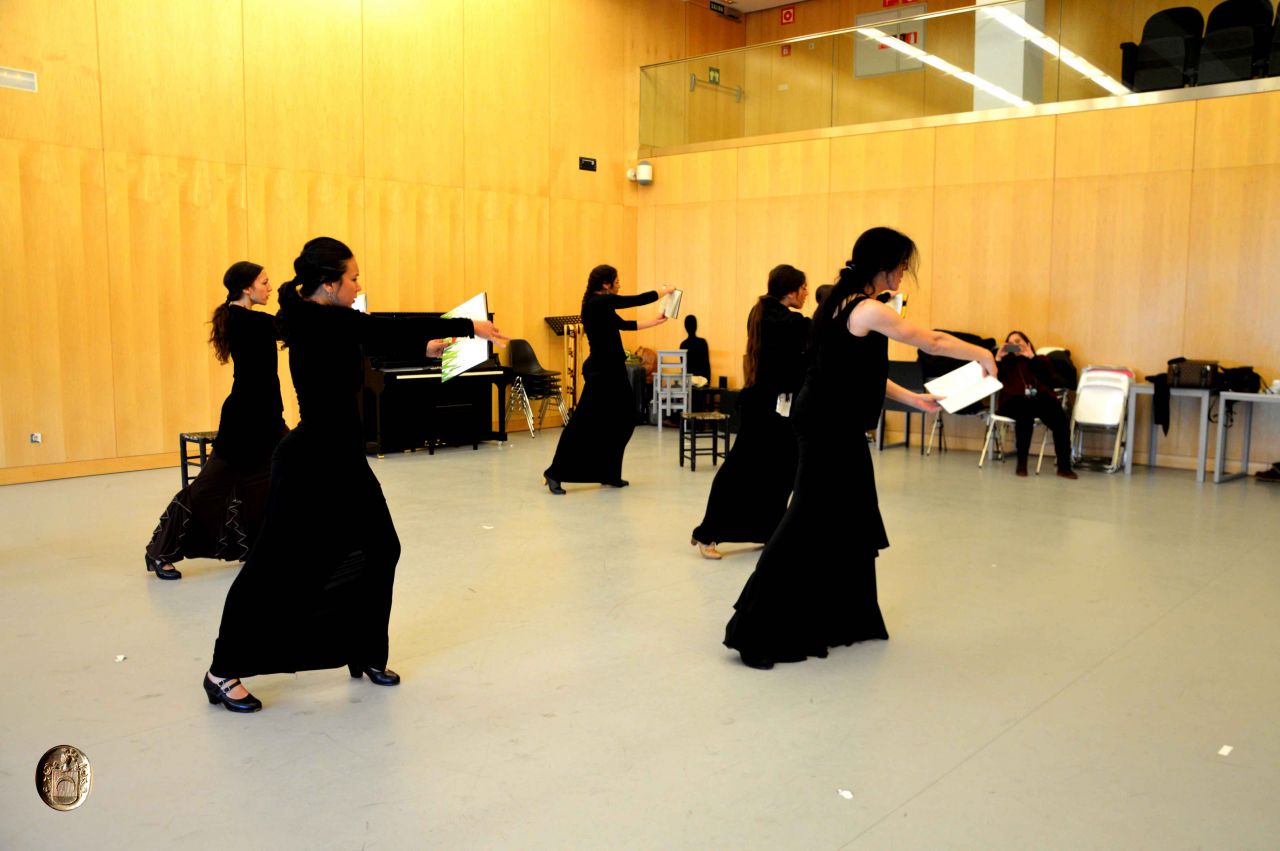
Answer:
[
  {"left": 363, "top": 180, "right": 466, "bottom": 312},
  {"left": 465, "top": 190, "right": 551, "bottom": 360},
  {"left": 935, "top": 117, "right": 1055, "bottom": 186},
  {"left": 96, "top": 0, "right": 245, "bottom": 163},
  {"left": 931, "top": 180, "right": 1055, "bottom": 343},
  {"left": 642, "top": 149, "right": 738, "bottom": 207},
  {"left": 464, "top": 0, "right": 550, "bottom": 195},
  {"left": 742, "top": 36, "right": 836, "bottom": 138},
  {"left": 363, "top": 0, "right": 465, "bottom": 186},
  {"left": 551, "top": 0, "right": 629, "bottom": 206},
  {"left": 638, "top": 202, "right": 738, "bottom": 380},
  {"left": 629, "top": 0, "right": 687, "bottom": 155},
  {"left": 738, "top": 139, "right": 830, "bottom": 199},
  {"left": 105, "top": 154, "right": 249, "bottom": 456},
  {"left": 1194, "top": 92, "right": 1280, "bottom": 171},
  {"left": 1055, "top": 102, "right": 1195, "bottom": 179},
  {"left": 0, "top": 0, "right": 102, "bottom": 149},
  {"left": 685, "top": 5, "right": 747, "bottom": 56},
  {"left": 830, "top": 128, "right": 935, "bottom": 193},
  {"left": 686, "top": 54, "right": 747, "bottom": 144},
  {"left": 243, "top": 0, "right": 363, "bottom": 176},
  {"left": 1047, "top": 172, "right": 1192, "bottom": 373},
  {"left": 0, "top": 141, "right": 115, "bottom": 467}
]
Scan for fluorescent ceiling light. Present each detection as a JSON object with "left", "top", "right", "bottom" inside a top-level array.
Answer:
[
  {"left": 982, "top": 6, "right": 1130, "bottom": 96},
  {"left": 854, "top": 26, "right": 1032, "bottom": 108}
]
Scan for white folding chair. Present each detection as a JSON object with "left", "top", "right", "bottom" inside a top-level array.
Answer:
[
  {"left": 1070, "top": 366, "right": 1134, "bottom": 473},
  {"left": 652, "top": 349, "right": 690, "bottom": 431},
  {"left": 979, "top": 388, "right": 1070, "bottom": 474}
]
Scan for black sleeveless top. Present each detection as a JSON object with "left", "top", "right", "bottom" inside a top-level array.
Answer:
[{"left": 802, "top": 294, "right": 888, "bottom": 432}]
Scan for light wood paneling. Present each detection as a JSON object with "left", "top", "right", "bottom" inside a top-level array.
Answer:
[
  {"left": 246, "top": 167, "right": 365, "bottom": 426},
  {"left": 1194, "top": 92, "right": 1280, "bottom": 171},
  {"left": 363, "top": 180, "right": 466, "bottom": 312},
  {"left": 464, "top": 190, "right": 551, "bottom": 358},
  {"left": 685, "top": 5, "right": 747, "bottom": 56},
  {"left": 363, "top": 0, "right": 465, "bottom": 186},
  {"left": 643, "top": 149, "right": 738, "bottom": 206},
  {"left": 464, "top": 0, "right": 551, "bottom": 195},
  {"left": 243, "top": 0, "right": 363, "bottom": 176},
  {"left": 96, "top": 0, "right": 245, "bottom": 163},
  {"left": 746, "top": 0, "right": 845, "bottom": 44},
  {"left": 830, "top": 128, "right": 935, "bottom": 193},
  {"left": 0, "top": 452, "right": 174, "bottom": 486},
  {"left": 639, "top": 202, "right": 738, "bottom": 383},
  {"left": 1055, "top": 102, "right": 1195, "bottom": 179},
  {"left": 1184, "top": 165, "right": 1280, "bottom": 377},
  {"left": 827, "top": 188, "right": 936, "bottom": 361},
  {"left": 105, "top": 153, "right": 249, "bottom": 456},
  {"left": 0, "top": 0, "right": 102, "bottom": 149},
  {"left": 686, "top": 53, "right": 747, "bottom": 144},
  {"left": 1047, "top": 172, "right": 1191, "bottom": 372},
  {"left": 932, "top": 180, "right": 1055, "bottom": 342},
  {"left": 935, "top": 116, "right": 1055, "bottom": 186},
  {"left": 738, "top": 139, "right": 830, "bottom": 199},
  {"left": 0, "top": 140, "right": 116, "bottom": 467},
  {"left": 742, "top": 35, "right": 836, "bottom": 138},
  {"left": 628, "top": 0, "right": 687, "bottom": 158},
  {"left": 551, "top": 0, "right": 628, "bottom": 205}
]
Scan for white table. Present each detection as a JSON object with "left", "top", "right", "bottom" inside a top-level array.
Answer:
[
  {"left": 1124, "top": 384, "right": 1215, "bottom": 483},
  {"left": 1213, "top": 391, "right": 1280, "bottom": 483}
]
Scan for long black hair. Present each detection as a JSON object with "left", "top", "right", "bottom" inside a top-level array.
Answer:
[
  {"left": 744, "top": 264, "right": 806, "bottom": 387},
  {"left": 1006, "top": 330, "right": 1035, "bottom": 352},
  {"left": 209, "top": 261, "right": 264, "bottom": 363},
  {"left": 277, "top": 237, "right": 354, "bottom": 347},
  {"left": 581, "top": 264, "right": 618, "bottom": 314},
  {"left": 812, "top": 227, "right": 918, "bottom": 341}
]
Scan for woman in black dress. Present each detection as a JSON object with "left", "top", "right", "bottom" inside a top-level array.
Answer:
[
  {"left": 691, "top": 264, "right": 810, "bottom": 559},
  {"left": 203, "top": 237, "right": 506, "bottom": 712},
  {"left": 144, "top": 261, "right": 286, "bottom": 580},
  {"left": 724, "top": 228, "right": 996, "bottom": 669},
  {"left": 542, "top": 265, "right": 672, "bottom": 494}
]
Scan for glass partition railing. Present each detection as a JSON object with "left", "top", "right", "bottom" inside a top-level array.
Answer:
[{"left": 640, "top": 0, "right": 1174, "bottom": 150}]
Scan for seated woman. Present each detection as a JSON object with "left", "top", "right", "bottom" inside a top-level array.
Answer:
[
  {"left": 680, "top": 314, "right": 711, "bottom": 385},
  {"left": 995, "top": 331, "right": 1076, "bottom": 479}
]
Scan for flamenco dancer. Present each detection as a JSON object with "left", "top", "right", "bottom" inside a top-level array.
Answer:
[{"left": 724, "top": 228, "right": 995, "bottom": 669}]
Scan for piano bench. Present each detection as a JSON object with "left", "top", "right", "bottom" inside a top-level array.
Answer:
[{"left": 179, "top": 430, "right": 218, "bottom": 488}]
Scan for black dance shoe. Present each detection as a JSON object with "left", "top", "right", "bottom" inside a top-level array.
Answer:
[
  {"left": 544, "top": 476, "right": 566, "bottom": 495},
  {"left": 203, "top": 674, "right": 262, "bottom": 712},
  {"left": 602, "top": 479, "right": 630, "bottom": 488},
  {"left": 738, "top": 653, "right": 774, "bottom": 670},
  {"left": 145, "top": 555, "right": 182, "bottom": 580},
  {"left": 348, "top": 664, "right": 400, "bottom": 686}
]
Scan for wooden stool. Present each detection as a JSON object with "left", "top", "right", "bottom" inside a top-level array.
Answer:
[
  {"left": 179, "top": 431, "right": 218, "bottom": 487},
  {"left": 679, "top": 412, "right": 730, "bottom": 471}
]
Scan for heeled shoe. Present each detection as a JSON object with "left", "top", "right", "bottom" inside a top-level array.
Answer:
[
  {"left": 203, "top": 674, "right": 262, "bottom": 713},
  {"left": 348, "top": 663, "right": 400, "bottom": 686},
  {"left": 145, "top": 555, "right": 181, "bottom": 580},
  {"left": 544, "top": 476, "right": 566, "bottom": 495},
  {"left": 739, "top": 653, "right": 774, "bottom": 670},
  {"left": 602, "top": 479, "right": 629, "bottom": 488},
  {"left": 1056, "top": 468, "right": 1078, "bottom": 480},
  {"left": 691, "top": 537, "right": 722, "bottom": 560}
]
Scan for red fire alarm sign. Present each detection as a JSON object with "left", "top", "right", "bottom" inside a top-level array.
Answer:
[{"left": 780, "top": 5, "right": 796, "bottom": 25}]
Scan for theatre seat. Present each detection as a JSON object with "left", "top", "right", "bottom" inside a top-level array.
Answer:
[
  {"left": 1120, "top": 7, "right": 1205, "bottom": 92},
  {"left": 1196, "top": 0, "right": 1274, "bottom": 85}
]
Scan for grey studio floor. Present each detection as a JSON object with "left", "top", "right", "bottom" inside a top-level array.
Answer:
[{"left": 2, "top": 426, "right": 1278, "bottom": 851}]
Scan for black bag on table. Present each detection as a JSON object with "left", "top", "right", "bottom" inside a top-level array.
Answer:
[{"left": 1167, "top": 357, "right": 1221, "bottom": 389}]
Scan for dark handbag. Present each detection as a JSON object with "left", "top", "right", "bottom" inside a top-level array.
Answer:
[
  {"left": 1221, "top": 366, "right": 1261, "bottom": 393},
  {"left": 1167, "top": 357, "right": 1221, "bottom": 389}
]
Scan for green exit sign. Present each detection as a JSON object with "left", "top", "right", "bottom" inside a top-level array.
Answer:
[{"left": 709, "top": 67, "right": 720, "bottom": 85}]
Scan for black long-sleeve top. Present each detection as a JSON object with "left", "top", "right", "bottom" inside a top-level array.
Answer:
[
  {"left": 996, "top": 354, "right": 1057, "bottom": 407},
  {"left": 750, "top": 297, "right": 811, "bottom": 398},
  {"left": 277, "top": 300, "right": 474, "bottom": 449},
  {"left": 212, "top": 306, "right": 286, "bottom": 468},
  {"left": 581, "top": 291, "right": 658, "bottom": 377},
  {"left": 680, "top": 335, "right": 711, "bottom": 380}
]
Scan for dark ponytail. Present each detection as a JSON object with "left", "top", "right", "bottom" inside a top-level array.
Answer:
[
  {"left": 581, "top": 264, "right": 618, "bottom": 314},
  {"left": 209, "top": 260, "right": 263, "bottom": 363},
  {"left": 812, "top": 227, "right": 917, "bottom": 342},
  {"left": 277, "top": 237, "right": 354, "bottom": 347},
  {"left": 745, "top": 264, "right": 806, "bottom": 387}
]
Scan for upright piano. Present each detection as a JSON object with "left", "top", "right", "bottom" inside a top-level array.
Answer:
[{"left": 360, "top": 312, "right": 515, "bottom": 456}]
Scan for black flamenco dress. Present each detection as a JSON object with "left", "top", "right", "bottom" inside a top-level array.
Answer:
[
  {"left": 692, "top": 297, "right": 810, "bottom": 546},
  {"left": 145, "top": 306, "right": 287, "bottom": 569},
  {"left": 543, "top": 290, "right": 659, "bottom": 485},
  {"left": 724, "top": 294, "right": 890, "bottom": 664},
  {"left": 209, "top": 300, "right": 473, "bottom": 678}
]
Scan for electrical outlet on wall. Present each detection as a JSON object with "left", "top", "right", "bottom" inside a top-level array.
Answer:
[{"left": 30, "top": 432, "right": 42, "bottom": 444}]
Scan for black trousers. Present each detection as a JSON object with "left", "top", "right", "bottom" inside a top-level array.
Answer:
[{"left": 997, "top": 393, "right": 1073, "bottom": 470}]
